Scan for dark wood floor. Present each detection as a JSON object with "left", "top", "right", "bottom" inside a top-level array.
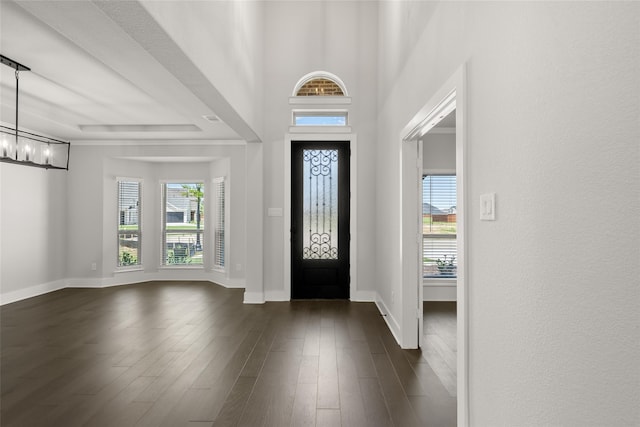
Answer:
[
  {"left": 423, "top": 302, "right": 457, "bottom": 398},
  {"left": 1, "top": 281, "right": 455, "bottom": 426}
]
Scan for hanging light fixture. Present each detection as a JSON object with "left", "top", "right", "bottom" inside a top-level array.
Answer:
[{"left": 1, "top": 54, "right": 70, "bottom": 170}]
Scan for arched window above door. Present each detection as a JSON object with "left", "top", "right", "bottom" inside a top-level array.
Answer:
[{"left": 292, "top": 71, "right": 348, "bottom": 97}]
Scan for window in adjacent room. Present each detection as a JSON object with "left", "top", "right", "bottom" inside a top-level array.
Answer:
[
  {"left": 162, "top": 182, "right": 204, "bottom": 266},
  {"left": 117, "top": 179, "right": 142, "bottom": 267},
  {"left": 423, "top": 174, "right": 457, "bottom": 278}
]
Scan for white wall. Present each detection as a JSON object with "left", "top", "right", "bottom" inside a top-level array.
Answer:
[
  {"left": 378, "top": 2, "right": 639, "bottom": 425},
  {"left": 0, "top": 163, "right": 68, "bottom": 303},
  {"left": 139, "top": 0, "right": 264, "bottom": 140},
  {"left": 260, "top": 1, "right": 378, "bottom": 301},
  {"left": 66, "top": 143, "right": 247, "bottom": 289},
  {"left": 423, "top": 132, "right": 455, "bottom": 173}
]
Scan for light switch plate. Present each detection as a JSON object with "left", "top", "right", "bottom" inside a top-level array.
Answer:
[
  {"left": 480, "top": 193, "right": 496, "bottom": 221},
  {"left": 267, "top": 208, "right": 283, "bottom": 217}
]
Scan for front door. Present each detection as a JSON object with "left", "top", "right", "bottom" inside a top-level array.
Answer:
[{"left": 291, "top": 141, "right": 350, "bottom": 299}]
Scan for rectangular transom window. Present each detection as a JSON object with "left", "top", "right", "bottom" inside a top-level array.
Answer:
[
  {"left": 162, "top": 183, "right": 204, "bottom": 266},
  {"left": 293, "top": 110, "right": 347, "bottom": 126},
  {"left": 423, "top": 175, "right": 457, "bottom": 278},
  {"left": 117, "top": 180, "right": 141, "bottom": 267}
]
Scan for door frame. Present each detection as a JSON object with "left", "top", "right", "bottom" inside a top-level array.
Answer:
[
  {"left": 400, "top": 65, "right": 468, "bottom": 426},
  {"left": 284, "top": 132, "right": 358, "bottom": 301}
]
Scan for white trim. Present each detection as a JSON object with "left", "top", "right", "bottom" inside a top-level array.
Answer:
[
  {"left": 401, "top": 65, "right": 468, "bottom": 427},
  {"left": 423, "top": 283, "right": 457, "bottom": 301},
  {"left": 72, "top": 139, "right": 247, "bottom": 146},
  {"left": 375, "top": 296, "right": 401, "bottom": 345},
  {"left": 212, "top": 176, "right": 228, "bottom": 273},
  {"left": 265, "top": 290, "right": 289, "bottom": 301},
  {"left": 289, "top": 126, "right": 352, "bottom": 134},
  {"left": 116, "top": 178, "right": 143, "bottom": 269},
  {"left": 289, "top": 96, "right": 352, "bottom": 105},
  {"left": 292, "top": 71, "right": 349, "bottom": 97},
  {"left": 350, "top": 290, "right": 377, "bottom": 302},
  {"left": 429, "top": 127, "right": 456, "bottom": 134},
  {"left": 0, "top": 279, "right": 67, "bottom": 306},
  {"left": 243, "top": 291, "right": 265, "bottom": 304},
  {"left": 283, "top": 132, "right": 357, "bottom": 302}
]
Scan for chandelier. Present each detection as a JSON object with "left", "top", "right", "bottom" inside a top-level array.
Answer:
[{"left": 1, "top": 54, "right": 70, "bottom": 170}]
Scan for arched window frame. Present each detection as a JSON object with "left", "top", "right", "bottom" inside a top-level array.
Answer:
[
  {"left": 289, "top": 71, "right": 352, "bottom": 133},
  {"left": 292, "top": 71, "right": 349, "bottom": 97}
]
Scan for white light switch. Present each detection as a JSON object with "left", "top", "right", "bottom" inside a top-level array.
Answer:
[{"left": 480, "top": 193, "right": 496, "bottom": 221}]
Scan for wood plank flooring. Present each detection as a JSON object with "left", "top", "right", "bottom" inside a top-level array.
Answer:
[
  {"left": 422, "top": 302, "right": 457, "bottom": 398},
  {"left": 1, "top": 281, "right": 455, "bottom": 426}
]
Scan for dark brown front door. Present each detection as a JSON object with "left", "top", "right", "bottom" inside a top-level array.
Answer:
[{"left": 291, "top": 141, "right": 350, "bottom": 299}]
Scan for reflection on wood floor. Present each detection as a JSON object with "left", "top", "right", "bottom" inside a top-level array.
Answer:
[
  {"left": 423, "top": 301, "right": 457, "bottom": 397},
  {"left": 1, "top": 281, "right": 456, "bottom": 426}
]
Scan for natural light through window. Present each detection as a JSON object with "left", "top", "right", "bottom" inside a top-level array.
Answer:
[
  {"left": 162, "top": 183, "right": 204, "bottom": 266},
  {"left": 293, "top": 111, "right": 347, "bottom": 126},
  {"left": 423, "top": 175, "right": 457, "bottom": 278},
  {"left": 213, "top": 177, "right": 226, "bottom": 271},
  {"left": 117, "top": 180, "right": 141, "bottom": 268}
]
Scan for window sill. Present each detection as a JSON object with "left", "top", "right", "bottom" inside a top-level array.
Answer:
[
  {"left": 115, "top": 266, "right": 144, "bottom": 273},
  {"left": 158, "top": 265, "right": 204, "bottom": 270},
  {"left": 423, "top": 277, "right": 457, "bottom": 286},
  {"left": 289, "top": 125, "right": 352, "bottom": 134}
]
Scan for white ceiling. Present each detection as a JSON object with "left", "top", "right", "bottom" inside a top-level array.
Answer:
[{"left": 0, "top": 0, "right": 244, "bottom": 143}]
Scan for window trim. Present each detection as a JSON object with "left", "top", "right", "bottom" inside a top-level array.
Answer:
[
  {"left": 116, "top": 177, "right": 142, "bottom": 270},
  {"left": 292, "top": 71, "right": 349, "bottom": 97},
  {"left": 160, "top": 180, "right": 206, "bottom": 269},
  {"left": 292, "top": 109, "right": 349, "bottom": 127},
  {"left": 212, "top": 176, "right": 228, "bottom": 273},
  {"left": 422, "top": 173, "right": 457, "bottom": 279}
]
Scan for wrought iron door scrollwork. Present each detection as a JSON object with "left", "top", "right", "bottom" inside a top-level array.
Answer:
[{"left": 303, "top": 149, "right": 339, "bottom": 260}]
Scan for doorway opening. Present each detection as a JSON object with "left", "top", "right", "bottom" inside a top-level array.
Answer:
[{"left": 400, "top": 65, "right": 468, "bottom": 424}]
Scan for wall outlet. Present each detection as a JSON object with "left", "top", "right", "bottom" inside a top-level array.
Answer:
[{"left": 91, "top": 262, "right": 97, "bottom": 271}]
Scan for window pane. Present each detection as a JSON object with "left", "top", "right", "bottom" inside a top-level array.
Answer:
[
  {"left": 164, "top": 232, "right": 204, "bottom": 265},
  {"left": 303, "top": 149, "right": 339, "bottom": 259},
  {"left": 163, "top": 183, "right": 204, "bottom": 266},
  {"left": 119, "top": 232, "right": 140, "bottom": 266},
  {"left": 295, "top": 114, "right": 347, "bottom": 126},
  {"left": 213, "top": 178, "right": 225, "bottom": 269},
  {"left": 117, "top": 181, "right": 141, "bottom": 267},
  {"left": 423, "top": 175, "right": 456, "bottom": 277}
]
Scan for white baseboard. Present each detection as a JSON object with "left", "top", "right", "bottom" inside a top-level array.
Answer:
[
  {"left": 264, "top": 290, "right": 289, "bottom": 301},
  {"left": 375, "top": 296, "right": 401, "bottom": 346},
  {"left": 0, "top": 279, "right": 67, "bottom": 305},
  {"left": 351, "top": 290, "right": 376, "bottom": 302},
  {"left": 244, "top": 291, "right": 265, "bottom": 304},
  {"left": 2, "top": 272, "right": 247, "bottom": 306},
  {"left": 423, "top": 282, "right": 457, "bottom": 301}
]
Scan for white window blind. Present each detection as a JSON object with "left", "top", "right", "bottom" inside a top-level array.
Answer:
[
  {"left": 162, "top": 183, "right": 204, "bottom": 266},
  {"left": 213, "top": 177, "right": 226, "bottom": 270},
  {"left": 423, "top": 175, "right": 457, "bottom": 278},
  {"left": 117, "top": 180, "right": 141, "bottom": 267}
]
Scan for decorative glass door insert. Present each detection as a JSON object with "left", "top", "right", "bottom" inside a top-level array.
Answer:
[{"left": 303, "top": 149, "right": 339, "bottom": 260}]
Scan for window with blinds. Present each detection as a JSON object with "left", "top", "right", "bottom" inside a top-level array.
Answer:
[
  {"left": 423, "top": 175, "right": 457, "bottom": 278},
  {"left": 213, "top": 177, "right": 226, "bottom": 271},
  {"left": 162, "top": 183, "right": 204, "bottom": 266},
  {"left": 117, "top": 180, "right": 141, "bottom": 267}
]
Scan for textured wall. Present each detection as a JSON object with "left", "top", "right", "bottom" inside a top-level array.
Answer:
[{"left": 377, "top": 2, "right": 640, "bottom": 425}]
